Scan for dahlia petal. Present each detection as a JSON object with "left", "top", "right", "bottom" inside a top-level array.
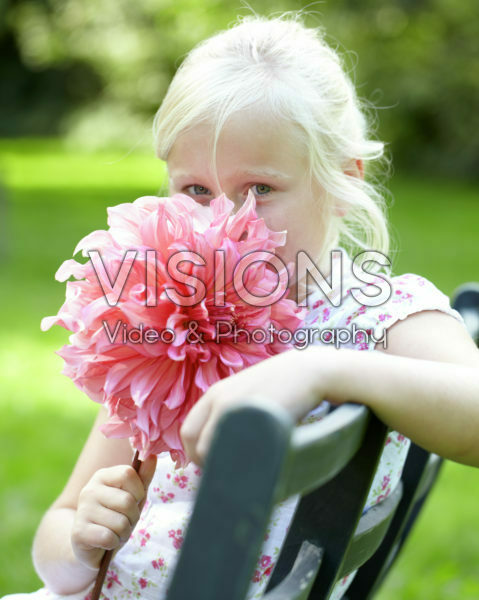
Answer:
[
  {"left": 55, "top": 259, "right": 88, "bottom": 282},
  {"left": 131, "top": 359, "right": 178, "bottom": 408},
  {"left": 73, "top": 230, "right": 115, "bottom": 257},
  {"left": 104, "top": 357, "right": 148, "bottom": 396},
  {"left": 194, "top": 357, "right": 219, "bottom": 392},
  {"left": 167, "top": 343, "right": 186, "bottom": 361},
  {"left": 161, "top": 422, "right": 183, "bottom": 449},
  {"left": 164, "top": 365, "right": 186, "bottom": 409},
  {"left": 40, "top": 315, "right": 60, "bottom": 332},
  {"left": 226, "top": 189, "right": 257, "bottom": 240},
  {"left": 157, "top": 403, "right": 181, "bottom": 429},
  {"left": 210, "top": 192, "right": 234, "bottom": 218},
  {"left": 100, "top": 417, "right": 132, "bottom": 438},
  {"left": 216, "top": 344, "right": 244, "bottom": 368}
]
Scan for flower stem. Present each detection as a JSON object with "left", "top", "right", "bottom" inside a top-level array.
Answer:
[{"left": 90, "top": 449, "right": 141, "bottom": 600}]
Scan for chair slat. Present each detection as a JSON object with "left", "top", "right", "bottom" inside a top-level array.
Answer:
[
  {"left": 278, "top": 404, "right": 371, "bottom": 502},
  {"left": 165, "top": 399, "right": 293, "bottom": 600},
  {"left": 346, "top": 444, "right": 442, "bottom": 599},
  {"left": 451, "top": 282, "right": 479, "bottom": 344},
  {"left": 338, "top": 482, "right": 402, "bottom": 578},
  {"left": 265, "top": 409, "right": 389, "bottom": 599},
  {"left": 263, "top": 541, "right": 324, "bottom": 600}
]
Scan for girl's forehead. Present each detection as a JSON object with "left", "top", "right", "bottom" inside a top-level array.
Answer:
[
  {"left": 175, "top": 106, "right": 306, "bottom": 145},
  {"left": 167, "top": 113, "right": 308, "bottom": 175}
]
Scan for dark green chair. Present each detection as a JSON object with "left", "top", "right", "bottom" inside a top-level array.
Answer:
[{"left": 165, "top": 399, "right": 397, "bottom": 600}]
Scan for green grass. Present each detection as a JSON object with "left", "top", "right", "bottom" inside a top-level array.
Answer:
[{"left": 0, "top": 138, "right": 478, "bottom": 597}]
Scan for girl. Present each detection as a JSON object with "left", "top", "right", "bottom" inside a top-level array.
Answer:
[{"left": 4, "top": 12, "right": 479, "bottom": 600}]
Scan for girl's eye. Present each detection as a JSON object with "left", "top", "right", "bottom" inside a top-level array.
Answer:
[
  {"left": 251, "top": 184, "right": 272, "bottom": 196},
  {"left": 185, "top": 184, "right": 211, "bottom": 196}
]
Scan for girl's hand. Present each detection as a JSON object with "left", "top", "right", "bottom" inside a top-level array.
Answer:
[
  {"left": 70, "top": 455, "right": 157, "bottom": 570},
  {"left": 180, "top": 346, "right": 331, "bottom": 467}
]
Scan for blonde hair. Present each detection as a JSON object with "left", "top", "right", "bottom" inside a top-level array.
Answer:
[{"left": 152, "top": 12, "right": 391, "bottom": 273}]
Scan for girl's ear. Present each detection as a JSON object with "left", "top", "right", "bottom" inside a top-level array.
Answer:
[
  {"left": 356, "top": 158, "right": 364, "bottom": 179},
  {"left": 343, "top": 158, "right": 364, "bottom": 180},
  {"left": 333, "top": 203, "right": 348, "bottom": 218},
  {"left": 334, "top": 159, "right": 364, "bottom": 218}
]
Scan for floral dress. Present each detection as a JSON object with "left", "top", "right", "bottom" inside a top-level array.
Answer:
[{"left": 3, "top": 249, "right": 466, "bottom": 600}]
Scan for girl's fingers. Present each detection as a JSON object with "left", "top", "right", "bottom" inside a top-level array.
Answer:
[
  {"left": 89, "top": 504, "right": 134, "bottom": 544},
  {"left": 138, "top": 454, "right": 157, "bottom": 490},
  {"left": 180, "top": 393, "right": 214, "bottom": 462},
  {"left": 137, "top": 454, "right": 157, "bottom": 513},
  {"left": 73, "top": 520, "right": 120, "bottom": 554},
  {"left": 195, "top": 411, "right": 220, "bottom": 465},
  {"left": 95, "top": 486, "right": 140, "bottom": 526},
  {"left": 95, "top": 464, "right": 145, "bottom": 504}
]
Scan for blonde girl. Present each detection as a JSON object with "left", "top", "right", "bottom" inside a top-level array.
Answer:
[{"left": 4, "top": 12, "right": 479, "bottom": 600}]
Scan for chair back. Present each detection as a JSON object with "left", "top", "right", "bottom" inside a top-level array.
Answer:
[{"left": 166, "top": 401, "right": 395, "bottom": 600}]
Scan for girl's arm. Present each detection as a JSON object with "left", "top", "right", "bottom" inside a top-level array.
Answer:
[
  {"left": 32, "top": 405, "right": 157, "bottom": 594},
  {"left": 318, "top": 309, "right": 479, "bottom": 467},
  {"left": 180, "top": 310, "right": 479, "bottom": 469}
]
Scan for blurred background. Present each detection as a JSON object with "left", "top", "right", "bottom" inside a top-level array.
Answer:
[{"left": 0, "top": 0, "right": 478, "bottom": 598}]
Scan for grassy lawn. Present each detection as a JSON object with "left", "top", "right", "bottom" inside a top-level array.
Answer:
[{"left": 0, "top": 138, "right": 478, "bottom": 597}]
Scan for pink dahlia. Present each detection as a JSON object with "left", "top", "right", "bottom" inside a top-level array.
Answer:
[{"left": 41, "top": 190, "right": 306, "bottom": 468}]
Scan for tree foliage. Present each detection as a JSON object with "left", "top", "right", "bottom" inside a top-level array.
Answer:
[{"left": 1, "top": 0, "right": 478, "bottom": 177}]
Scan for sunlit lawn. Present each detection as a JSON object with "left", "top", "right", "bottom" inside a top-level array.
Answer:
[{"left": 0, "top": 138, "right": 478, "bottom": 597}]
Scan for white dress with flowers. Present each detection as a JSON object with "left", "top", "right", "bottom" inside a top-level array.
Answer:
[{"left": 3, "top": 253, "right": 466, "bottom": 600}]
